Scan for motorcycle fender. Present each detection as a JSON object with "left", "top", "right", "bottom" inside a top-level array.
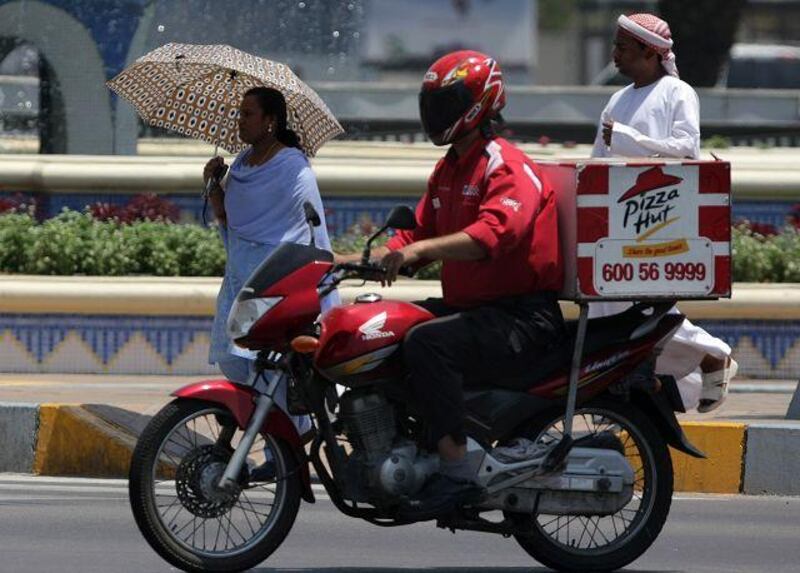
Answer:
[
  {"left": 631, "top": 382, "right": 706, "bottom": 459},
  {"left": 173, "top": 379, "right": 315, "bottom": 502}
]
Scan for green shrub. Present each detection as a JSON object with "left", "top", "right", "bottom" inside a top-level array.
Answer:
[
  {"left": 731, "top": 224, "right": 800, "bottom": 282},
  {"left": 4, "top": 210, "right": 799, "bottom": 283},
  {"left": 0, "top": 209, "right": 225, "bottom": 276},
  {"left": 0, "top": 212, "right": 36, "bottom": 272},
  {"left": 22, "top": 210, "right": 95, "bottom": 275}
]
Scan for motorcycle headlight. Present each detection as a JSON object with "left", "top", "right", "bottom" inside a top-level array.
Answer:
[{"left": 226, "top": 296, "right": 283, "bottom": 340}]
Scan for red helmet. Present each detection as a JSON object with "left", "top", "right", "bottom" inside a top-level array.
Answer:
[{"left": 419, "top": 50, "right": 506, "bottom": 144}]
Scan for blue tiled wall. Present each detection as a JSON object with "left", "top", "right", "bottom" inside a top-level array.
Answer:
[{"left": 0, "top": 313, "right": 797, "bottom": 378}]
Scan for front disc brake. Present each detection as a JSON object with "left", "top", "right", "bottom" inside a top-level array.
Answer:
[{"left": 175, "top": 445, "right": 240, "bottom": 518}]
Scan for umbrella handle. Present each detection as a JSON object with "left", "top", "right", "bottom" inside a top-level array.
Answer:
[
  {"left": 202, "top": 178, "right": 216, "bottom": 199},
  {"left": 201, "top": 145, "right": 222, "bottom": 198}
]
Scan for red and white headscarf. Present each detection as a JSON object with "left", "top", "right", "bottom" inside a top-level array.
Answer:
[{"left": 617, "top": 13, "right": 679, "bottom": 78}]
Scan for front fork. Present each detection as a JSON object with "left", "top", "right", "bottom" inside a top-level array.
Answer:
[{"left": 217, "top": 373, "right": 281, "bottom": 492}]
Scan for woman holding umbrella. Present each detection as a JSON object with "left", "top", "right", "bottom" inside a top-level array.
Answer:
[
  {"left": 203, "top": 87, "right": 336, "bottom": 462},
  {"left": 108, "top": 44, "right": 343, "bottom": 422}
]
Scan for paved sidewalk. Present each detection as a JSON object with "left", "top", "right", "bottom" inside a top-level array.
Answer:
[{"left": 0, "top": 372, "right": 796, "bottom": 422}]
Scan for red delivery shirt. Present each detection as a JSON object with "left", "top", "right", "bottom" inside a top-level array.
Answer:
[{"left": 387, "top": 136, "right": 563, "bottom": 308}]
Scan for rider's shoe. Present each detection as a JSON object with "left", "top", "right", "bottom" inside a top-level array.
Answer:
[
  {"left": 397, "top": 473, "right": 484, "bottom": 522},
  {"left": 249, "top": 459, "right": 276, "bottom": 482},
  {"left": 492, "top": 437, "right": 550, "bottom": 463}
]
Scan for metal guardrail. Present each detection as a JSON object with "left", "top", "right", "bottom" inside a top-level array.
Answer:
[
  {"left": 309, "top": 83, "right": 800, "bottom": 144},
  {"left": 3, "top": 78, "right": 800, "bottom": 146},
  {"left": 1, "top": 276, "right": 799, "bottom": 320},
  {"left": 1, "top": 144, "right": 799, "bottom": 200}
]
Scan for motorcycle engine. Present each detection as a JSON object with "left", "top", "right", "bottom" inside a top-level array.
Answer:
[
  {"left": 339, "top": 390, "right": 396, "bottom": 462},
  {"left": 338, "top": 390, "right": 438, "bottom": 500}
]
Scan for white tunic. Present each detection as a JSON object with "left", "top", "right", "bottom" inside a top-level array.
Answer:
[
  {"left": 588, "top": 76, "right": 729, "bottom": 410},
  {"left": 591, "top": 76, "right": 700, "bottom": 160}
]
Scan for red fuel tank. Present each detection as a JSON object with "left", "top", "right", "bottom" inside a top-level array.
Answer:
[{"left": 315, "top": 296, "right": 433, "bottom": 386}]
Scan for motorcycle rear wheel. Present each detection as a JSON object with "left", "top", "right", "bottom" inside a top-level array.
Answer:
[
  {"left": 129, "top": 398, "right": 302, "bottom": 572},
  {"left": 509, "top": 397, "right": 673, "bottom": 573}
]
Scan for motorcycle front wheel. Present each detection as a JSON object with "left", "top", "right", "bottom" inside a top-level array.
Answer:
[
  {"left": 129, "top": 398, "right": 302, "bottom": 572},
  {"left": 509, "top": 397, "right": 673, "bottom": 573}
]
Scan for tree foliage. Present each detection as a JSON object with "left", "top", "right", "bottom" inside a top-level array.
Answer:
[{"left": 658, "top": 0, "right": 746, "bottom": 87}]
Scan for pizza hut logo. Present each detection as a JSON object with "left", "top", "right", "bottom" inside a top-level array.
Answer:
[
  {"left": 619, "top": 166, "right": 683, "bottom": 237},
  {"left": 358, "top": 312, "right": 395, "bottom": 341}
]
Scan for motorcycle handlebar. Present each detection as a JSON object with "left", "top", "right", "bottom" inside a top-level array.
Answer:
[{"left": 333, "top": 262, "right": 416, "bottom": 280}]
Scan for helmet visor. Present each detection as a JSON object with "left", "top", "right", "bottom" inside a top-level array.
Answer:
[{"left": 419, "top": 82, "right": 473, "bottom": 138}]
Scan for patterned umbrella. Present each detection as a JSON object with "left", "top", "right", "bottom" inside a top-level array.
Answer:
[{"left": 107, "top": 43, "right": 343, "bottom": 156}]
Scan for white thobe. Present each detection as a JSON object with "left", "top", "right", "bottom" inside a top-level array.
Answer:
[
  {"left": 588, "top": 76, "right": 729, "bottom": 409},
  {"left": 591, "top": 76, "right": 700, "bottom": 160}
]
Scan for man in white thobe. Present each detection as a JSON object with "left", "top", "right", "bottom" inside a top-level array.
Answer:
[{"left": 589, "top": 13, "right": 737, "bottom": 413}]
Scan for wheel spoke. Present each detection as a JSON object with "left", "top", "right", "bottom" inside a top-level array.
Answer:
[
  {"left": 236, "top": 497, "right": 258, "bottom": 536},
  {"left": 213, "top": 516, "right": 224, "bottom": 551},
  {"left": 575, "top": 516, "right": 590, "bottom": 548},
  {"left": 530, "top": 405, "right": 660, "bottom": 555},
  {"left": 142, "top": 405, "right": 289, "bottom": 558}
]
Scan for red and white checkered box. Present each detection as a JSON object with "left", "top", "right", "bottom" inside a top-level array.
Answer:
[{"left": 539, "top": 159, "right": 731, "bottom": 301}]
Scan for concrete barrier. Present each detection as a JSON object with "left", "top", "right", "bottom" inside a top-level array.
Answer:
[
  {"left": 0, "top": 402, "right": 38, "bottom": 473},
  {"left": 33, "top": 404, "right": 137, "bottom": 478},
  {"left": 743, "top": 424, "right": 800, "bottom": 496},
  {"left": 1, "top": 278, "right": 799, "bottom": 378},
  {"left": 2, "top": 276, "right": 800, "bottom": 320},
  {"left": 2, "top": 142, "right": 800, "bottom": 199},
  {"left": 2, "top": 401, "right": 799, "bottom": 495},
  {"left": 671, "top": 422, "right": 747, "bottom": 494}
]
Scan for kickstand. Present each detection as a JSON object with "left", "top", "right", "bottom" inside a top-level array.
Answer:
[{"left": 543, "top": 301, "right": 589, "bottom": 472}]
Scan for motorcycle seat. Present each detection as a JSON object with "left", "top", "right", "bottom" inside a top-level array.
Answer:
[{"left": 484, "top": 305, "right": 684, "bottom": 391}]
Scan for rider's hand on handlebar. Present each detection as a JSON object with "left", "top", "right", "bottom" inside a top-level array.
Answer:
[{"left": 381, "top": 245, "right": 420, "bottom": 287}]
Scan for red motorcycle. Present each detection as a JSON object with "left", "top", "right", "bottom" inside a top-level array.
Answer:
[{"left": 129, "top": 204, "right": 704, "bottom": 573}]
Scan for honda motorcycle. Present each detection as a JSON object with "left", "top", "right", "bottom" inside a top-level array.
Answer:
[{"left": 129, "top": 204, "right": 704, "bottom": 572}]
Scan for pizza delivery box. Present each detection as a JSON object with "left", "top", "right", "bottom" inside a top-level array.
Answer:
[{"left": 538, "top": 159, "right": 732, "bottom": 301}]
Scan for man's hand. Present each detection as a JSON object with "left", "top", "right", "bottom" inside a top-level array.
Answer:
[
  {"left": 602, "top": 119, "right": 615, "bottom": 146},
  {"left": 381, "top": 244, "right": 421, "bottom": 287}
]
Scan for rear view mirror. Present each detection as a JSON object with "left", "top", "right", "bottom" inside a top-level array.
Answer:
[
  {"left": 385, "top": 206, "right": 417, "bottom": 231},
  {"left": 360, "top": 205, "right": 417, "bottom": 264}
]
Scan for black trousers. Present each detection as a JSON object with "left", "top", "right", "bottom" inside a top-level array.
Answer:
[{"left": 403, "top": 292, "right": 566, "bottom": 447}]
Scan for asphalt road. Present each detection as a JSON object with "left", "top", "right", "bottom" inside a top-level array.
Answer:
[{"left": 1, "top": 475, "right": 798, "bottom": 573}]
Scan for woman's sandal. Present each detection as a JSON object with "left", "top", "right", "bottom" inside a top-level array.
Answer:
[{"left": 697, "top": 358, "right": 739, "bottom": 413}]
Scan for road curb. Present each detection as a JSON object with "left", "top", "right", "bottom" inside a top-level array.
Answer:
[
  {"left": 2, "top": 402, "right": 799, "bottom": 494},
  {"left": 0, "top": 402, "right": 39, "bottom": 473},
  {"left": 671, "top": 422, "right": 746, "bottom": 494},
  {"left": 33, "top": 404, "right": 138, "bottom": 477},
  {"left": 743, "top": 424, "right": 800, "bottom": 495}
]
